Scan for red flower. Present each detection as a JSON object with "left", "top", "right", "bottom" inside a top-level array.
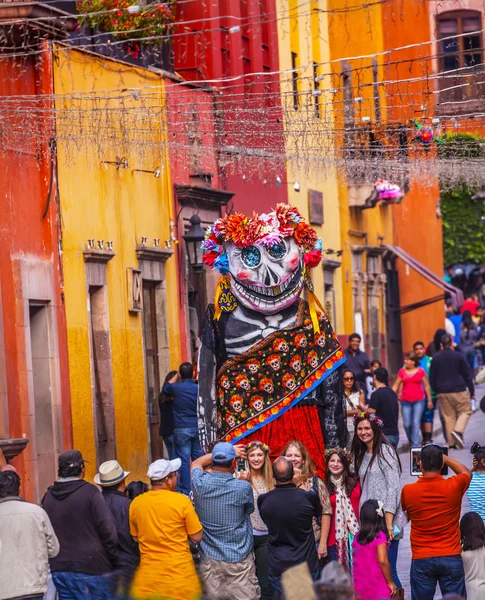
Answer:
[
  {"left": 303, "top": 249, "right": 323, "bottom": 268},
  {"left": 202, "top": 252, "right": 219, "bottom": 267}
]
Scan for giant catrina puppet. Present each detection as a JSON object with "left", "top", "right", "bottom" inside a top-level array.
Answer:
[{"left": 198, "top": 204, "right": 347, "bottom": 474}]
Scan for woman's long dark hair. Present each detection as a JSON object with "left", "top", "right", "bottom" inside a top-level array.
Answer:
[
  {"left": 461, "top": 512, "right": 485, "bottom": 551},
  {"left": 351, "top": 416, "right": 402, "bottom": 477},
  {"left": 342, "top": 369, "right": 359, "bottom": 395},
  {"left": 325, "top": 452, "right": 358, "bottom": 498},
  {"left": 159, "top": 370, "right": 178, "bottom": 404},
  {"left": 357, "top": 499, "right": 388, "bottom": 545}
]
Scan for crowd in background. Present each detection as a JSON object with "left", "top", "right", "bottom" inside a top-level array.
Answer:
[{"left": 2, "top": 294, "right": 485, "bottom": 600}]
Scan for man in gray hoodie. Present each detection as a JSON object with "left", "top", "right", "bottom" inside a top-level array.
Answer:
[{"left": 0, "top": 470, "right": 59, "bottom": 600}]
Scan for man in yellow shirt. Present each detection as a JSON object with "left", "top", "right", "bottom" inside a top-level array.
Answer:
[{"left": 129, "top": 458, "right": 203, "bottom": 600}]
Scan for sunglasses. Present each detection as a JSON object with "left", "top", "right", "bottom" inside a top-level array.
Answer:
[{"left": 344, "top": 377, "right": 355, "bottom": 381}]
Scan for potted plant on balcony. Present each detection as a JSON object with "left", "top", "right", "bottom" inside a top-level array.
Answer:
[{"left": 76, "top": 0, "right": 175, "bottom": 58}]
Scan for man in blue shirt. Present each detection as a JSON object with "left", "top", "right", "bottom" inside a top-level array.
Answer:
[
  {"left": 191, "top": 442, "right": 260, "bottom": 600},
  {"left": 162, "top": 362, "right": 203, "bottom": 495}
]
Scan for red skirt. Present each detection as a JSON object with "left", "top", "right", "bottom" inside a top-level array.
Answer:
[{"left": 243, "top": 405, "right": 326, "bottom": 478}]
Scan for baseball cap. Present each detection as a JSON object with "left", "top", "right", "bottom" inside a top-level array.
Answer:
[
  {"left": 212, "top": 442, "right": 237, "bottom": 464},
  {"left": 58, "top": 450, "right": 88, "bottom": 469},
  {"left": 147, "top": 458, "right": 181, "bottom": 481}
]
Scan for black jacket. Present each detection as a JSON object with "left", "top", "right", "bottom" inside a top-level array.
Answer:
[
  {"left": 429, "top": 348, "right": 475, "bottom": 396},
  {"left": 43, "top": 479, "right": 118, "bottom": 575},
  {"left": 102, "top": 489, "right": 139, "bottom": 569},
  {"left": 258, "top": 483, "right": 322, "bottom": 577}
]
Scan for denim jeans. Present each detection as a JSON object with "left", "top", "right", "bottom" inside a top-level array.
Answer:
[
  {"left": 401, "top": 400, "right": 426, "bottom": 447},
  {"left": 52, "top": 571, "right": 112, "bottom": 600},
  {"left": 385, "top": 434, "right": 399, "bottom": 449},
  {"left": 388, "top": 539, "right": 402, "bottom": 588},
  {"left": 162, "top": 434, "right": 176, "bottom": 460},
  {"left": 269, "top": 568, "right": 320, "bottom": 599},
  {"left": 174, "top": 427, "right": 203, "bottom": 495},
  {"left": 410, "top": 555, "right": 466, "bottom": 600}
]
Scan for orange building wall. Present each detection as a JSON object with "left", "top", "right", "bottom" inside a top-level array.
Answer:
[{"left": 382, "top": 0, "right": 446, "bottom": 352}]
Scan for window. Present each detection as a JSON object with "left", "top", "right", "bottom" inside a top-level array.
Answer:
[
  {"left": 291, "top": 52, "right": 299, "bottom": 110},
  {"left": 437, "top": 11, "right": 483, "bottom": 71},
  {"left": 323, "top": 268, "right": 336, "bottom": 326},
  {"left": 313, "top": 63, "right": 320, "bottom": 118}
]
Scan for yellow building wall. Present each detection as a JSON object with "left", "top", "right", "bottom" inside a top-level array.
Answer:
[
  {"left": 276, "top": 0, "right": 344, "bottom": 335},
  {"left": 53, "top": 48, "right": 181, "bottom": 481},
  {"left": 327, "top": 0, "right": 393, "bottom": 338}
]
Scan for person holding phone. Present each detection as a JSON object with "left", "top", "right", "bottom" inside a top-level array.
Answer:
[
  {"left": 401, "top": 445, "right": 471, "bottom": 600},
  {"left": 244, "top": 441, "right": 274, "bottom": 600}
]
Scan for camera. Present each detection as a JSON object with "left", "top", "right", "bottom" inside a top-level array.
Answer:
[{"left": 410, "top": 446, "right": 449, "bottom": 476}]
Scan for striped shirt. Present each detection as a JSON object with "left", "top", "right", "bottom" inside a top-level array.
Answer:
[
  {"left": 466, "top": 472, "right": 485, "bottom": 524},
  {"left": 191, "top": 469, "right": 254, "bottom": 563}
]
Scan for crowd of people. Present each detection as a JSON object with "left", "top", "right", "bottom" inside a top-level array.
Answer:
[{"left": 1, "top": 324, "right": 484, "bottom": 600}]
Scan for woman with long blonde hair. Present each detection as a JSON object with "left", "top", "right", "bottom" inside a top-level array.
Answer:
[
  {"left": 245, "top": 441, "right": 274, "bottom": 600},
  {"left": 282, "top": 440, "right": 332, "bottom": 561}
]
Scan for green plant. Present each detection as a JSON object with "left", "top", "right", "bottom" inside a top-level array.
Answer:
[
  {"left": 76, "top": 0, "right": 175, "bottom": 56},
  {"left": 441, "top": 180, "right": 485, "bottom": 265},
  {"left": 438, "top": 132, "right": 485, "bottom": 159}
]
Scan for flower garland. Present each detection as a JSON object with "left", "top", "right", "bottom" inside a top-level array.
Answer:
[
  {"left": 245, "top": 440, "right": 270, "bottom": 453},
  {"left": 325, "top": 447, "right": 352, "bottom": 463},
  {"left": 353, "top": 411, "right": 383, "bottom": 427},
  {"left": 76, "top": 0, "right": 175, "bottom": 56},
  {"left": 202, "top": 204, "right": 323, "bottom": 274}
]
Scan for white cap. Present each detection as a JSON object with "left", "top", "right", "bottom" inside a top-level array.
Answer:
[{"left": 147, "top": 458, "right": 181, "bottom": 481}]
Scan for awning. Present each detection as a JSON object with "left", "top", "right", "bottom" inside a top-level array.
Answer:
[{"left": 385, "top": 245, "right": 464, "bottom": 310}]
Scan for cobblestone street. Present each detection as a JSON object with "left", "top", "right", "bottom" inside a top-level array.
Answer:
[{"left": 396, "top": 385, "right": 485, "bottom": 599}]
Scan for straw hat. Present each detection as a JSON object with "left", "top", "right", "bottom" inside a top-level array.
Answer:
[{"left": 94, "top": 460, "right": 130, "bottom": 487}]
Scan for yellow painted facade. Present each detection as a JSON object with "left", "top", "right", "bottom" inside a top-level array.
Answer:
[
  {"left": 327, "top": 0, "right": 394, "bottom": 344},
  {"left": 276, "top": 0, "right": 344, "bottom": 335},
  {"left": 53, "top": 47, "right": 181, "bottom": 480}
]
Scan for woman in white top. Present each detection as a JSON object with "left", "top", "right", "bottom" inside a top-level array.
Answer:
[
  {"left": 246, "top": 441, "right": 274, "bottom": 600},
  {"left": 461, "top": 511, "right": 485, "bottom": 600},
  {"left": 343, "top": 369, "right": 366, "bottom": 448}
]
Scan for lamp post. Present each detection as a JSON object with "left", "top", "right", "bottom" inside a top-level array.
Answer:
[{"left": 182, "top": 214, "right": 205, "bottom": 273}]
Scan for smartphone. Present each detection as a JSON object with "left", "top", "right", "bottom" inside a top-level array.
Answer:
[
  {"left": 236, "top": 458, "right": 248, "bottom": 472},
  {"left": 410, "top": 446, "right": 449, "bottom": 476}
]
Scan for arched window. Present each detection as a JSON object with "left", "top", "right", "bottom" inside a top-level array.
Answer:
[{"left": 436, "top": 10, "right": 483, "bottom": 71}]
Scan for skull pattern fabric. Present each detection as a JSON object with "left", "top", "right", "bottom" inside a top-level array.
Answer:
[{"left": 215, "top": 301, "right": 344, "bottom": 443}]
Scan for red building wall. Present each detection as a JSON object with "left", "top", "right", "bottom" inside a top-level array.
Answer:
[
  {"left": 173, "top": 0, "right": 288, "bottom": 214},
  {"left": 0, "top": 45, "right": 71, "bottom": 501}
]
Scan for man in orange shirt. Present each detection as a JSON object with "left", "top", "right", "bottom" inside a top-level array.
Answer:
[{"left": 401, "top": 445, "right": 471, "bottom": 600}]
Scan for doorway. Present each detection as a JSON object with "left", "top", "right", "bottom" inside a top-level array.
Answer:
[
  {"left": 142, "top": 282, "right": 162, "bottom": 460},
  {"left": 29, "top": 303, "right": 57, "bottom": 498}
]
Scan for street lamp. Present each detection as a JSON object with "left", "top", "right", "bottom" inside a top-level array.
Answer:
[{"left": 183, "top": 214, "right": 205, "bottom": 273}]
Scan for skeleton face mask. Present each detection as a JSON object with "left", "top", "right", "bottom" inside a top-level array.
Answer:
[{"left": 226, "top": 238, "right": 303, "bottom": 315}]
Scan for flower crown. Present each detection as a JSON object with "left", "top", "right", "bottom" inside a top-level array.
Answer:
[
  {"left": 245, "top": 441, "right": 270, "bottom": 453},
  {"left": 325, "top": 448, "right": 352, "bottom": 463},
  {"left": 353, "top": 411, "right": 383, "bottom": 427},
  {"left": 201, "top": 204, "right": 323, "bottom": 274}
]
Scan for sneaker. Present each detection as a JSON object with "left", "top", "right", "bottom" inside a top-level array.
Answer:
[{"left": 451, "top": 431, "right": 464, "bottom": 448}]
